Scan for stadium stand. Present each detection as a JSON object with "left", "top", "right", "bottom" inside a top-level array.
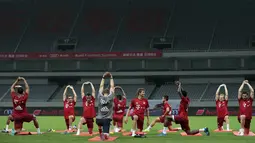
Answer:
[
  {"left": 0, "top": 0, "right": 254, "bottom": 51},
  {"left": 0, "top": 84, "right": 58, "bottom": 102}
]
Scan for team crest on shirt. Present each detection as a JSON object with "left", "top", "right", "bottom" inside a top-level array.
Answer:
[
  {"left": 143, "top": 102, "right": 145, "bottom": 104},
  {"left": 136, "top": 102, "right": 138, "bottom": 104}
]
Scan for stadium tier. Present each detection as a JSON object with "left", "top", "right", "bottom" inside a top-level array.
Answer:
[
  {"left": 0, "top": 0, "right": 254, "bottom": 52},
  {"left": 0, "top": 83, "right": 252, "bottom": 102}
]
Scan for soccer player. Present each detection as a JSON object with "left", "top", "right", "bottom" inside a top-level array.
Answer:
[
  {"left": 215, "top": 84, "right": 230, "bottom": 131},
  {"left": 112, "top": 86, "right": 127, "bottom": 133},
  {"left": 10, "top": 77, "right": 41, "bottom": 135},
  {"left": 144, "top": 95, "right": 180, "bottom": 132},
  {"left": 125, "top": 88, "right": 150, "bottom": 137},
  {"left": 237, "top": 80, "right": 254, "bottom": 136},
  {"left": 76, "top": 81, "right": 96, "bottom": 136},
  {"left": 159, "top": 81, "right": 210, "bottom": 136},
  {"left": 96, "top": 72, "right": 115, "bottom": 140},
  {"left": 63, "top": 85, "right": 77, "bottom": 131}
]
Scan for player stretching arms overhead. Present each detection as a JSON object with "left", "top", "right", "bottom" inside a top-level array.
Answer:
[
  {"left": 2, "top": 86, "right": 25, "bottom": 133},
  {"left": 10, "top": 77, "right": 41, "bottom": 135},
  {"left": 144, "top": 95, "right": 180, "bottom": 132},
  {"left": 63, "top": 85, "right": 77, "bottom": 131},
  {"left": 215, "top": 84, "right": 230, "bottom": 131},
  {"left": 112, "top": 86, "right": 127, "bottom": 133},
  {"left": 76, "top": 81, "right": 96, "bottom": 136},
  {"left": 125, "top": 88, "right": 150, "bottom": 137},
  {"left": 159, "top": 81, "right": 210, "bottom": 136},
  {"left": 237, "top": 80, "right": 254, "bottom": 136},
  {"left": 96, "top": 72, "right": 115, "bottom": 141}
]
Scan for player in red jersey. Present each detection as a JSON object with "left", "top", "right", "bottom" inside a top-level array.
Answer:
[
  {"left": 2, "top": 86, "right": 25, "bottom": 133},
  {"left": 112, "top": 86, "right": 127, "bottom": 133},
  {"left": 237, "top": 80, "right": 254, "bottom": 136},
  {"left": 125, "top": 88, "right": 150, "bottom": 137},
  {"left": 143, "top": 95, "right": 181, "bottom": 132},
  {"left": 76, "top": 81, "right": 96, "bottom": 136},
  {"left": 215, "top": 84, "right": 230, "bottom": 131},
  {"left": 63, "top": 85, "right": 77, "bottom": 131},
  {"left": 159, "top": 81, "right": 210, "bottom": 136},
  {"left": 10, "top": 77, "right": 41, "bottom": 135}
]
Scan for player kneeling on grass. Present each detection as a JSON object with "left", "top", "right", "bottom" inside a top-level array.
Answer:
[
  {"left": 237, "top": 80, "right": 254, "bottom": 136},
  {"left": 96, "top": 72, "right": 115, "bottom": 141},
  {"left": 215, "top": 84, "right": 230, "bottom": 131},
  {"left": 3, "top": 85, "right": 26, "bottom": 133},
  {"left": 125, "top": 88, "right": 150, "bottom": 137},
  {"left": 63, "top": 85, "right": 77, "bottom": 132},
  {"left": 112, "top": 86, "right": 127, "bottom": 133},
  {"left": 76, "top": 81, "right": 96, "bottom": 136},
  {"left": 10, "top": 77, "right": 41, "bottom": 135},
  {"left": 159, "top": 81, "right": 210, "bottom": 136},
  {"left": 144, "top": 95, "right": 180, "bottom": 132}
]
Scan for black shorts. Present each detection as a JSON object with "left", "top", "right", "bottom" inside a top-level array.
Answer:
[{"left": 96, "top": 118, "right": 112, "bottom": 133}]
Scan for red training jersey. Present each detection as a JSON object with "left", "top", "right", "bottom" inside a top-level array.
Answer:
[
  {"left": 113, "top": 97, "right": 127, "bottom": 116},
  {"left": 162, "top": 102, "right": 171, "bottom": 116},
  {"left": 130, "top": 98, "right": 149, "bottom": 117},
  {"left": 82, "top": 96, "right": 96, "bottom": 118},
  {"left": 11, "top": 91, "right": 28, "bottom": 114},
  {"left": 238, "top": 98, "right": 253, "bottom": 119},
  {"left": 216, "top": 100, "right": 228, "bottom": 118},
  {"left": 178, "top": 96, "right": 190, "bottom": 119},
  {"left": 64, "top": 99, "right": 76, "bottom": 118}
]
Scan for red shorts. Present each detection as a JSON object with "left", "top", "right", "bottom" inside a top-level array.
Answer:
[
  {"left": 12, "top": 112, "right": 34, "bottom": 130},
  {"left": 217, "top": 117, "right": 226, "bottom": 129},
  {"left": 238, "top": 116, "right": 251, "bottom": 129},
  {"left": 131, "top": 113, "right": 144, "bottom": 130},
  {"left": 173, "top": 115, "right": 190, "bottom": 131},
  {"left": 113, "top": 114, "right": 124, "bottom": 127},
  {"left": 159, "top": 116, "right": 172, "bottom": 125},
  {"left": 82, "top": 118, "right": 94, "bottom": 128},
  {"left": 64, "top": 114, "right": 75, "bottom": 120}
]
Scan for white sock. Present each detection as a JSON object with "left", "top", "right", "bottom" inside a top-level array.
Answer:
[
  {"left": 162, "top": 127, "right": 167, "bottom": 134},
  {"left": 148, "top": 125, "right": 152, "bottom": 129},
  {"left": 76, "top": 129, "right": 80, "bottom": 135},
  {"left": 131, "top": 130, "right": 136, "bottom": 136},
  {"left": 37, "top": 128, "right": 40, "bottom": 133},
  {"left": 69, "top": 126, "right": 72, "bottom": 130},
  {"left": 226, "top": 124, "right": 229, "bottom": 130},
  {"left": 240, "top": 128, "right": 244, "bottom": 133},
  {"left": 199, "top": 128, "right": 205, "bottom": 132},
  {"left": 5, "top": 125, "right": 9, "bottom": 130}
]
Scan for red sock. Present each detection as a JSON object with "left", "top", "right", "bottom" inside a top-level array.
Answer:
[
  {"left": 244, "top": 128, "right": 249, "bottom": 135},
  {"left": 88, "top": 128, "right": 93, "bottom": 134},
  {"left": 99, "top": 128, "right": 102, "bottom": 134},
  {"left": 169, "top": 128, "right": 179, "bottom": 131}
]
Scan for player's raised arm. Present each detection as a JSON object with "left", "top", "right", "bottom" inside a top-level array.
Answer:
[
  {"left": 20, "top": 77, "right": 29, "bottom": 95},
  {"left": 109, "top": 73, "right": 115, "bottom": 94},
  {"left": 11, "top": 77, "right": 19, "bottom": 93},
  {"left": 81, "top": 83, "right": 85, "bottom": 99},
  {"left": 176, "top": 81, "right": 184, "bottom": 97},
  {"left": 70, "top": 85, "right": 77, "bottom": 102},
  {"left": 63, "top": 85, "right": 70, "bottom": 101},
  {"left": 99, "top": 72, "right": 107, "bottom": 94},
  {"left": 115, "top": 86, "right": 126, "bottom": 98},
  {"left": 90, "top": 82, "right": 96, "bottom": 98},
  {"left": 245, "top": 80, "right": 254, "bottom": 99},
  {"left": 238, "top": 80, "right": 246, "bottom": 99},
  {"left": 223, "top": 84, "right": 229, "bottom": 100},
  {"left": 216, "top": 84, "right": 224, "bottom": 100}
]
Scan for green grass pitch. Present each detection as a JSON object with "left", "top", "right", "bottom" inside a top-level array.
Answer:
[{"left": 0, "top": 116, "right": 255, "bottom": 143}]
